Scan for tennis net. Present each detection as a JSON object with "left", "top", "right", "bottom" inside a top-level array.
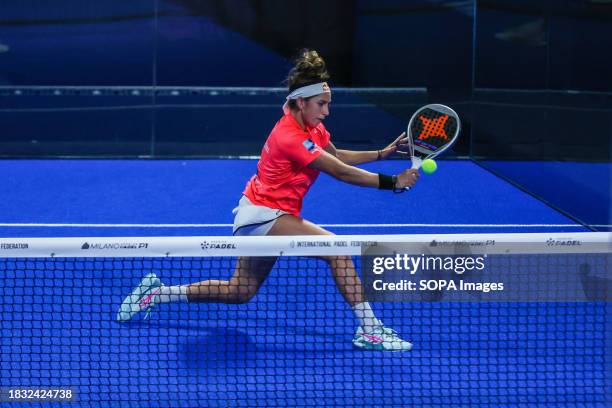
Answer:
[{"left": 1, "top": 232, "right": 610, "bottom": 407}]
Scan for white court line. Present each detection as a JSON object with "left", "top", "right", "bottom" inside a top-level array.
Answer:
[{"left": 0, "top": 223, "right": 605, "bottom": 228}]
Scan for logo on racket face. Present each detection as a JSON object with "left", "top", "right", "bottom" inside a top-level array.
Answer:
[{"left": 417, "top": 114, "right": 449, "bottom": 141}]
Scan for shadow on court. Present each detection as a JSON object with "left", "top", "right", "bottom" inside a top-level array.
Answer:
[{"left": 127, "top": 320, "right": 407, "bottom": 371}]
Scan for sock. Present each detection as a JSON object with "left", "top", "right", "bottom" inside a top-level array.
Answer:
[
  {"left": 156, "top": 285, "right": 189, "bottom": 304},
  {"left": 353, "top": 302, "right": 384, "bottom": 333}
]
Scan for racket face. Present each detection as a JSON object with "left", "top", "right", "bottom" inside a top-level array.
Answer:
[{"left": 407, "top": 104, "right": 460, "bottom": 158}]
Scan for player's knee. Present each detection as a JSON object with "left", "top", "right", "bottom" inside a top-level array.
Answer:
[
  {"left": 228, "top": 293, "right": 255, "bottom": 304},
  {"left": 322, "top": 255, "right": 352, "bottom": 266},
  {"left": 226, "top": 286, "right": 257, "bottom": 304}
]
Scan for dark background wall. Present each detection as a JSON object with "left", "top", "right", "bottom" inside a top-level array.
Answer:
[
  {"left": 1, "top": 1, "right": 609, "bottom": 158},
  {"left": 0, "top": 0, "right": 474, "bottom": 157},
  {"left": 471, "top": 0, "right": 612, "bottom": 161}
]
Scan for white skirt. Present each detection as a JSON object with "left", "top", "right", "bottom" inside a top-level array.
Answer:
[{"left": 232, "top": 195, "right": 289, "bottom": 236}]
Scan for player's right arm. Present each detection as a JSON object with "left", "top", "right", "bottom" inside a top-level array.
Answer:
[{"left": 309, "top": 151, "right": 419, "bottom": 189}]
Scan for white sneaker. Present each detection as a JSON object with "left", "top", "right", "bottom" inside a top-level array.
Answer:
[
  {"left": 352, "top": 326, "right": 413, "bottom": 352},
  {"left": 116, "top": 273, "right": 162, "bottom": 322}
]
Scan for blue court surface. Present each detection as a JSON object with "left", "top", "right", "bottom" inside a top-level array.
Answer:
[
  {"left": 0, "top": 159, "right": 608, "bottom": 407},
  {"left": 0, "top": 159, "right": 591, "bottom": 236}
]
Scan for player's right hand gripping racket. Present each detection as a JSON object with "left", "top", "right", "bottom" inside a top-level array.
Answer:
[{"left": 404, "top": 104, "right": 461, "bottom": 169}]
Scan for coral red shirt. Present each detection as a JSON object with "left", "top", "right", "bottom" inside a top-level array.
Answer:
[{"left": 243, "top": 112, "right": 331, "bottom": 216}]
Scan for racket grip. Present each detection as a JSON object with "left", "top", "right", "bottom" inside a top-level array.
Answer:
[{"left": 411, "top": 156, "right": 422, "bottom": 170}]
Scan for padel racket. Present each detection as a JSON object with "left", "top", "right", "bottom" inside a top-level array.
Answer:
[{"left": 403, "top": 104, "right": 461, "bottom": 169}]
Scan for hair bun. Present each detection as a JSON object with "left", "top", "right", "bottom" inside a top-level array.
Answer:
[
  {"left": 296, "top": 50, "right": 326, "bottom": 73},
  {"left": 286, "top": 49, "right": 330, "bottom": 91}
]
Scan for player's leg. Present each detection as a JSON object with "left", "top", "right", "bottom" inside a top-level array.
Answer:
[
  {"left": 116, "top": 256, "right": 276, "bottom": 321},
  {"left": 269, "top": 215, "right": 365, "bottom": 304},
  {"left": 185, "top": 256, "right": 277, "bottom": 303},
  {"left": 268, "top": 215, "right": 412, "bottom": 351},
  {"left": 117, "top": 196, "right": 283, "bottom": 321}
]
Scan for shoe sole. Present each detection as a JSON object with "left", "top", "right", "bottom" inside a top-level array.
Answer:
[{"left": 352, "top": 339, "right": 413, "bottom": 352}]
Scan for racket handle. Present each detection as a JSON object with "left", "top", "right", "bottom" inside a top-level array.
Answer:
[{"left": 411, "top": 156, "right": 422, "bottom": 170}]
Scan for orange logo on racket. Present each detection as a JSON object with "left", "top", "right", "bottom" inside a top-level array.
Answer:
[{"left": 417, "top": 114, "right": 449, "bottom": 141}]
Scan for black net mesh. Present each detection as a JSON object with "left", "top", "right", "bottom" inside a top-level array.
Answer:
[{"left": 0, "top": 235, "right": 610, "bottom": 407}]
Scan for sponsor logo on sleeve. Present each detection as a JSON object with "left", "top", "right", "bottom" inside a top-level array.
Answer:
[{"left": 303, "top": 139, "right": 317, "bottom": 152}]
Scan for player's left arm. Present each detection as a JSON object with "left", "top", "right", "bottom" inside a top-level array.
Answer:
[
  {"left": 325, "top": 133, "right": 409, "bottom": 165},
  {"left": 326, "top": 142, "right": 377, "bottom": 165}
]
